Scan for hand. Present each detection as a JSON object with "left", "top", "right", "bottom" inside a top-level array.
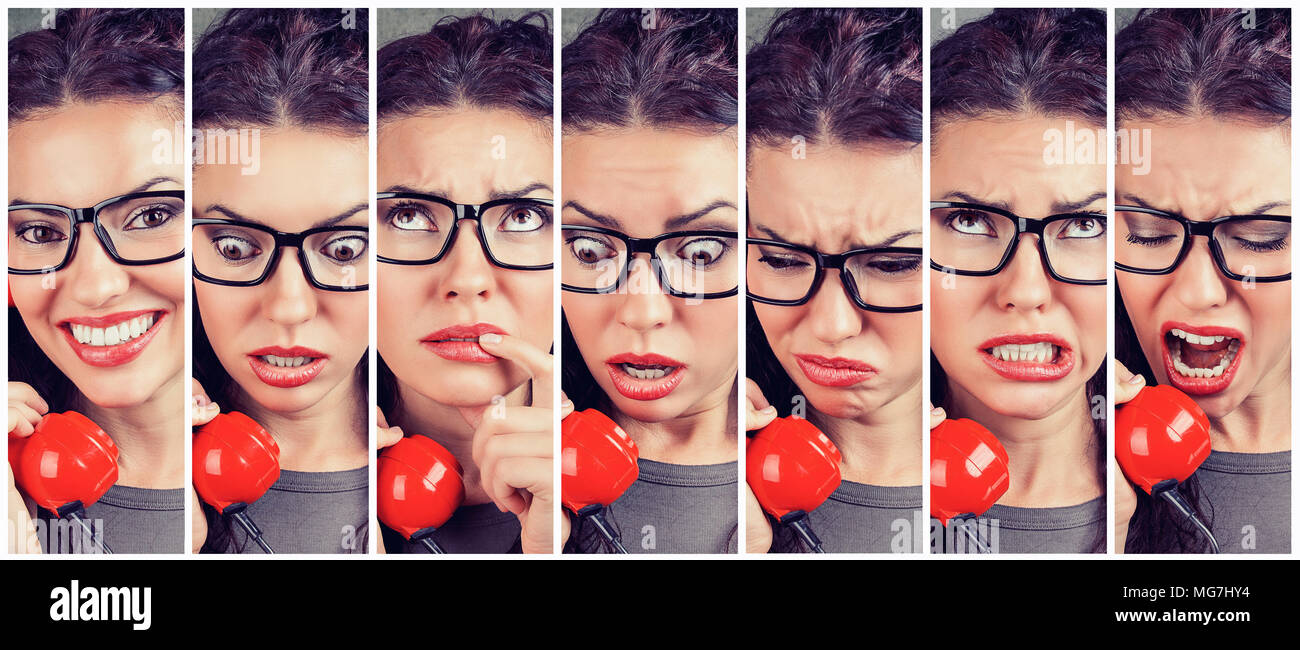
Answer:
[
  {"left": 190, "top": 378, "right": 217, "bottom": 553},
  {"left": 1112, "top": 362, "right": 1146, "bottom": 553},
  {"left": 8, "top": 382, "right": 47, "bottom": 554},
  {"left": 469, "top": 333, "right": 556, "bottom": 554},
  {"left": 928, "top": 402, "right": 946, "bottom": 431},
  {"left": 375, "top": 406, "right": 402, "bottom": 450},
  {"left": 743, "top": 378, "right": 774, "bottom": 553},
  {"left": 558, "top": 390, "right": 573, "bottom": 548}
]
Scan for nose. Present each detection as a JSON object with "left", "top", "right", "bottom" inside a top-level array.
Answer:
[
  {"left": 1168, "top": 238, "right": 1228, "bottom": 311},
  {"left": 614, "top": 255, "right": 673, "bottom": 332},
  {"left": 437, "top": 220, "right": 496, "bottom": 302},
  {"left": 261, "top": 251, "right": 318, "bottom": 326},
  {"left": 993, "top": 234, "right": 1053, "bottom": 312},
  {"left": 806, "top": 269, "right": 864, "bottom": 345},
  {"left": 63, "top": 224, "right": 130, "bottom": 308}
]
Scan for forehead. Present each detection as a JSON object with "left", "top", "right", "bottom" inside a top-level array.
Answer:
[
  {"left": 378, "top": 109, "right": 553, "bottom": 202},
  {"left": 932, "top": 116, "right": 1105, "bottom": 214},
  {"left": 1117, "top": 118, "right": 1290, "bottom": 215},
  {"left": 747, "top": 143, "right": 920, "bottom": 248},
  {"left": 194, "top": 127, "right": 368, "bottom": 230},
  {"left": 8, "top": 101, "right": 182, "bottom": 205},
  {"left": 563, "top": 127, "right": 738, "bottom": 235}
]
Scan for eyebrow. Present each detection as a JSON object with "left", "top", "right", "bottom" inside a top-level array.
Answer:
[
  {"left": 563, "top": 199, "right": 738, "bottom": 230},
  {"left": 1121, "top": 194, "right": 1291, "bottom": 216},
  {"left": 941, "top": 190, "right": 1107, "bottom": 215},
  {"left": 382, "top": 182, "right": 554, "bottom": 203},
  {"left": 753, "top": 224, "right": 921, "bottom": 248},
  {"left": 10, "top": 176, "right": 182, "bottom": 207},
  {"left": 204, "top": 202, "right": 369, "bottom": 229}
]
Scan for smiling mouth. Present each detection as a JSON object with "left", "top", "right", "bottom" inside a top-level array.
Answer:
[
  {"left": 66, "top": 311, "right": 161, "bottom": 347},
  {"left": 1165, "top": 328, "right": 1242, "bottom": 379}
]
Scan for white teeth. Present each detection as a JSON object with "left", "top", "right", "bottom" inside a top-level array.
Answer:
[
  {"left": 1172, "top": 339, "right": 1239, "bottom": 378},
  {"left": 70, "top": 313, "right": 158, "bottom": 347},
  {"left": 1170, "top": 328, "right": 1230, "bottom": 346},
  {"left": 989, "top": 342, "right": 1056, "bottom": 363},
  {"left": 262, "top": 355, "right": 311, "bottom": 368},
  {"left": 623, "top": 364, "right": 669, "bottom": 380}
]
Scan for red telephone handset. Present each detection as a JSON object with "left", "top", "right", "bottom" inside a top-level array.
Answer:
[
  {"left": 1115, "top": 384, "right": 1218, "bottom": 552},
  {"left": 561, "top": 408, "right": 638, "bottom": 553},
  {"left": 193, "top": 411, "right": 281, "bottom": 553},
  {"left": 376, "top": 435, "right": 465, "bottom": 554},
  {"left": 746, "top": 416, "right": 841, "bottom": 553},
  {"left": 8, "top": 411, "right": 119, "bottom": 553},
  {"left": 930, "top": 417, "right": 1010, "bottom": 552}
]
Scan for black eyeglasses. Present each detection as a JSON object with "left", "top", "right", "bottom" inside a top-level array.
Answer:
[
  {"left": 8, "top": 191, "right": 185, "bottom": 274},
  {"left": 192, "top": 218, "right": 369, "bottom": 291},
  {"left": 746, "top": 239, "right": 922, "bottom": 313},
  {"left": 1115, "top": 206, "right": 1291, "bottom": 282},
  {"left": 376, "top": 192, "right": 552, "bottom": 270},
  {"left": 930, "top": 201, "right": 1107, "bottom": 285},
  {"left": 561, "top": 225, "right": 738, "bottom": 298}
]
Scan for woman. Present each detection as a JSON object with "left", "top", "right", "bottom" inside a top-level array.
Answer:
[
  {"left": 1115, "top": 9, "right": 1290, "bottom": 554},
  {"left": 8, "top": 9, "right": 186, "bottom": 554},
  {"left": 744, "top": 8, "right": 923, "bottom": 553},
  {"left": 374, "top": 11, "right": 556, "bottom": 554},
  {"left": 561, "top": 8, "right": 739, "bottom": 554},
  {"left": 191, "top": 9, "right": 370, "bottom": 554},
  {"left": 929, "top": 8, "right": 1107, "bottom": 553}
]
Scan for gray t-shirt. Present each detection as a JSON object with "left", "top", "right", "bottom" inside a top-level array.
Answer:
[
  {"left": 772, "top": 481, "right": 922, "bottom": 553},
  {"left": 567, "top": 459, "right": 738, "bottom": 554},
  {"left": 396, "top": 503, "right": 522, "bottom": 554},
  {"left": 215, "top": 467, "right": 368, "bottom": 554},
  {"left": 1196, "top": 449, "right": 1290, "bottom": 553},
  {"left": 37, "top": 484, "right": 184, "bottom": 554},
  {"left": 934, "top": 497, "right": 1106, "bottom": 554}
]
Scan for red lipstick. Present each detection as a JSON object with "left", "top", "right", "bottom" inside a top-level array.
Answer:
[
  {"left": 605, "top": 352, "right": 686, "bottom": 401},
  {"left": 793, "top": 354, "right": 877, "bottom": 387},
  {"left": 247, "top": 345, "right": 328, "bottom": 388},
  {"left": 977, "top": 333, "right": 1074, "bottom": 382},
  {"left": 1160, "top": 321, "right": 1246, "bottom": 396},
  {"left": 421, "top": 323, "right": 507, "bottom": 364},
  {"left": 58, "top": 309, "right": 166, "bottom": 368}
]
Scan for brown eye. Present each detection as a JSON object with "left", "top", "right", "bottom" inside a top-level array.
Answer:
[
  {"left": 500, "top": 205, "right": 548, "bottom": 233},
  {"left": 677, "top": 238, "right": 727, "bottom": 267}
]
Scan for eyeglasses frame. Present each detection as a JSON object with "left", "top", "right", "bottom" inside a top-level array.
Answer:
[
  {"left": 191, "top": 217, "right": 369, "bottom": 291},
  {"left": 929, "top": 200, "right": 1107, "bottom": 286},
  {"left": 560, "top": 224, "right": 739, "bottom": 299},
  {"left": 1114, "top": 205, "right": 1291, "bottom": 282},
  {"left": 746, "top": 238, "right": 922, "bottom": 313},
  {"left": 375, "top": 191, "right": 553, "bottom": 270},
  {"left": 8, "top": 190, "right": 186, "bottom": 274}
]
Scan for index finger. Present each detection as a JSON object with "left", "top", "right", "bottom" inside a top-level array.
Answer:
[
  {"left": 7, "top": 382, "right": 48, "bottom": 416},
  {"left": 476, "top": 334, "right": 555, "bottom": 405}
]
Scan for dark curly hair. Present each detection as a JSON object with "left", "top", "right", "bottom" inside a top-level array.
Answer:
[
  {"left": 930, "top": 8, "right": 1108, "bottom": 554},
  {"left": 191, "top": 9, "right": 369, "bottom": 554},
  {"left": 1116, "top": 8, "right": 1290, "bottom": 554}
]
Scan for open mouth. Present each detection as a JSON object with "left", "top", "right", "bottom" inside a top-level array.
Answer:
[
  {"left": 605, "top": 353, "right": 686, "bottom": 401},
  {"left": 247, "top": 346, "right": 328, "bottom": 388},
  {"left": 978, "top": 334, "right": 1074, "bottom": 381},
  {"left": 1161, "top": 323, "right": 1244, "bottom": 395},
  {"left": 59, "top": 309, "right": 167, "bottom": 367}
]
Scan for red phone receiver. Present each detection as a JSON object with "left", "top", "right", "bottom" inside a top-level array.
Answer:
[
  {"left": 561, "top": 408, "right": 638, "bottom": 553},
  {"left": 8, "top": 411, "right": 119, "bottom": 553},
  {"left": 746, "top": 416, "right": 841, "bottom": 552},
  {"left": 377, "top": 435, "right": 465, "bottom": 554},
  {"left": 1115, "top": 384, "right": 1218, "bottom": 552},
  {"left": 930, "top": 418, "right": 1010, "bottom": 527},
  {"left": 193, "top": 411, "right": 281, "bottom": 553}
]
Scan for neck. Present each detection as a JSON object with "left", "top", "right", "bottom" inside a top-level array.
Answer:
[
  {"left": 615, "top": 380, "right": 738, "bottom": 465},
  {"left": 947, "top": 381, "right": 1101, "bottom": 508},
  {"left": 1210, "top": 351, "right": 1291, "bottom": 452},
  {"left": 809, "top": 380, "right": 922, "bottom": 487},
  {"left": 391, "top": 379, "right": 531, "bottom": 505},
  {"left": 235, "top": 372, "right": 367, "bottom": 472},
  {"left": 77, "top": 373, "right": 185, "bottom": 489}
]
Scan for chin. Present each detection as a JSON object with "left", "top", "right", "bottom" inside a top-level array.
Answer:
[
  {"left": 74, "top": 381, "right": 167, "bottom": 409},
  {"left": 604, "top": 392, "right": 692, "bottom": 424},
  {"left": 965, "top": 382, "right": 1077, "bottom": 421}
]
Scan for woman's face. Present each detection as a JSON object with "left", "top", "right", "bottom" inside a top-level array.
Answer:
[
  {"left": 8, "top": 102, "right": 185, "bottom": 407},
  {"left": 748, "top": 144, "right": 922, "bottom": 419},
  {"left": 377, "top": 109, "right": 554, "bottom": 407},
  {"left": 930, "top": 116, "right": 1107, "bottom": 419},
  {"left": 1116, "top": 118, "right": 1290, "bottom": 417},
  {"left": 193, "top": 127, "right": 369, "bottom": 414},
  {"left": 562, "top": 127, "right": 738, "bottom": 423}
]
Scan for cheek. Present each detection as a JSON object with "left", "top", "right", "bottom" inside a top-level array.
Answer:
[
  {"left": 1064, "top": 287, "right": 1108, "bottom": 368},
  {"left": 194, "top": 284, "right": 257, "bottom": 352},
  {"left": 753, "top": 304, "right": 802, "bottom": 354},
  {"left": 1117, "top": 276, "right": 1166, "bottom": 333},
  {"left": 930, "top": 282, "right": 983, "bottom": 349},
  {"left": 325, "top": 293, "right": 369, "bottom": 340}
]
